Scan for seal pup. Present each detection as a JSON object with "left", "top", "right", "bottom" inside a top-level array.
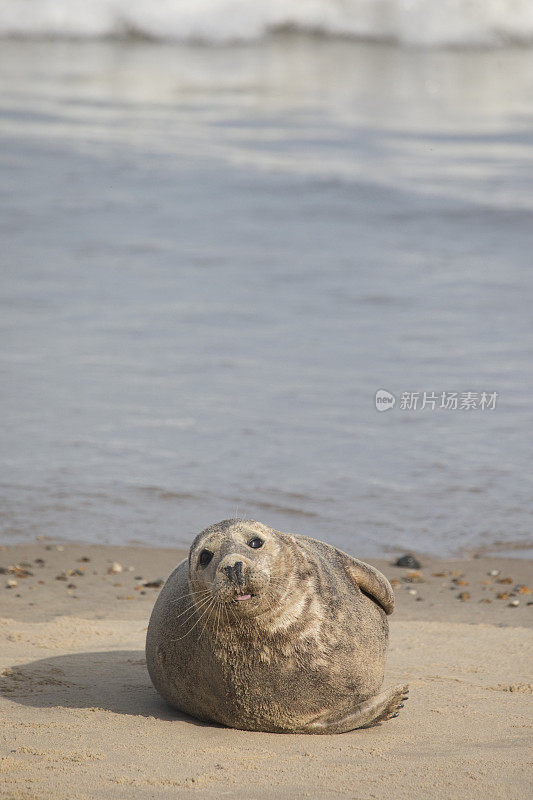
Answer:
[{"left": 146, "top": 519, "right": 408, "bottom": 734}]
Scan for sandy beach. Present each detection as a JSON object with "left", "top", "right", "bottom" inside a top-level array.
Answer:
[
  {"left": 2, "top": 5, "right": 533, "bottom": 797},
  {"left": 0, "top": 540, "right": 531, "bottom": 800}
]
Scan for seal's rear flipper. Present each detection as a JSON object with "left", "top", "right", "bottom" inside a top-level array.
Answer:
[{"left": 301, "top": 684, "right": 409, "bottom": 734}]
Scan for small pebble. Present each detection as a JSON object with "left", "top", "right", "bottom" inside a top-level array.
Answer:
[
  {"left": 407, "top": 588, "right": 418, "bottom": 596},
  {"left": 452, "top": 578, "right": 468, "bottom": 586},
  {"left": 56, "top": 545, "right": 65, "bottom": 552},
  {"left": 144, "top": 579, "right": 164, "bottom": 588},
  {"left": 432, "top": 572, "right": 447, "bottom": 578},
  {"left": 108, "top": 562, "right": 123, "bottom": 575},
  {"left": 457, "top": 592, "right": 470, "bottom": 601},
  {"left": 480, "top": 598, "right": 492, "bottom": 603},
  {"left": 9, "top": 565, "right": 33, "bottom": 578},
  {"left": 394, "top": 555, "right": 421, "bottom": 569},
  {"left": 34, "top": 558, "right": 45, "bottom": 567},
  {"left": 518, "top": 586, "right": 531, "bottom": 595},
  {"left": 508, "top": 600, "right": 520, "bottom": 607},
  {"left": 488, "top": 569, "right": 500, "bottom": 577},
  {"left": 55, "top": 574, "right": 68, "bottom": 581},
  {"left": 77, "top": 556, "right": 90, "bottom": 563},
  {"left": 496, "top": 592, "right": 510, "bottom": 600},
  {"left": 67, "top": 583, "right": 77, "bottom": 589},
  {"left": 496, "top": 577, "right": 513, "bottom": 585},
  {"left": 6, "top": 579, "right": 17, "bottom": 589},
  {"left": 404, "top": 571, "right": 424, "bottom": 584}
]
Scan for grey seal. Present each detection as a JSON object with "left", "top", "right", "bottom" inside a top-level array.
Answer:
[{"left": 146, "top": 519, "right": 408, "bottom": 733}]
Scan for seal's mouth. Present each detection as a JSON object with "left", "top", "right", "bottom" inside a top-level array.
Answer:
[{"left": 233, "top": 593, "right": 253, "bottom": 602}]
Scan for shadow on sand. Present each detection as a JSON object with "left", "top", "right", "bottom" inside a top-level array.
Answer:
[{"left": 0, "top": 649, "right": 211, "bottom": 727}]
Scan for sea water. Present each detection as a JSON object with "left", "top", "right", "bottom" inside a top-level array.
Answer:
[
  {"left": 1, "top": 0, "right": 533, "bottom": 46},
  {"left": 1, "top": 28, "right": 532, "bottom": 556}
]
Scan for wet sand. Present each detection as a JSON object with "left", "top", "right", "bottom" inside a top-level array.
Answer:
[{"left": 1, "top": 541, "right": 531, "bottom": 799}]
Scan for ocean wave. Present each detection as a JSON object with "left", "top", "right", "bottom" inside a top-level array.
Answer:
[{"left": 1, "top": 0, "right": 533, "bottom": 47}]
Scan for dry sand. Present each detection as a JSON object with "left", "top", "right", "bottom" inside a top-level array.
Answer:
[{"left": 0, "top": 541, "right": 531, "bottom": 800}]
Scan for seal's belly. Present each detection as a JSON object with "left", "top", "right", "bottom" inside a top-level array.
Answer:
[{"left": 173, "top": 629, "right": 386, "bottom": 730}]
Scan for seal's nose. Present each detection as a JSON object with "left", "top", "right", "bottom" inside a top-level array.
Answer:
[{"left": 222, "top": 561, "right": 243, "bottom": 585}]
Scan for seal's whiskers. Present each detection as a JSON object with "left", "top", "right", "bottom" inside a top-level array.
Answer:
[
  {"left": 171, "top": 592, "right": 212, "bottom": 622},
  {"left": 170, "top": 595, "right": 217, "bottom": 642},
  {"left": 168, "top": 588, "right": 211, "bottom": 605}
]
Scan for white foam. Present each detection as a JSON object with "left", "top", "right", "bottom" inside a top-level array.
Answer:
[{"left": 1, "top": 0, "right": 533, "bottom": 46}]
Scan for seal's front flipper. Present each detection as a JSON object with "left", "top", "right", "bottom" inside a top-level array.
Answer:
[
  {"left": 302, "top": 684, "right": 409, "bottom": 734},
  {"left": 294, "top": 535, "right": 395, "bottom": 615},
  {"left": 344, "top": 558, "right": 395, "bottom": 615}
]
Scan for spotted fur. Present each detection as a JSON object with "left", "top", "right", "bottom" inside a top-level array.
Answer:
[{"left": 146, "top": 519, "right": 407, "bottom": 733}]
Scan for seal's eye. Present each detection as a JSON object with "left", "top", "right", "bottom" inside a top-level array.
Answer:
[
  {"left": 248, "top": 537, "right": 264, "bottom": 549},
  {"left": 198, "top": 549, "right": 213, "bottom": 567}
]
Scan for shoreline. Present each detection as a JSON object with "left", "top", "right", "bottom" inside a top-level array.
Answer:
[
  {"left": 1, "top": 541, "right": 531, "bottom": 799},
  {"left": 3, "top": 531, "right": 533, "bottom": 564},
  {"left": 2, "top": 541, "right": 532, "bottom": 625}
]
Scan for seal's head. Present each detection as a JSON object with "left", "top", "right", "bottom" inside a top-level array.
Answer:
[{"left": 188, "top": 519, "right": 292, "bottom": 617}]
